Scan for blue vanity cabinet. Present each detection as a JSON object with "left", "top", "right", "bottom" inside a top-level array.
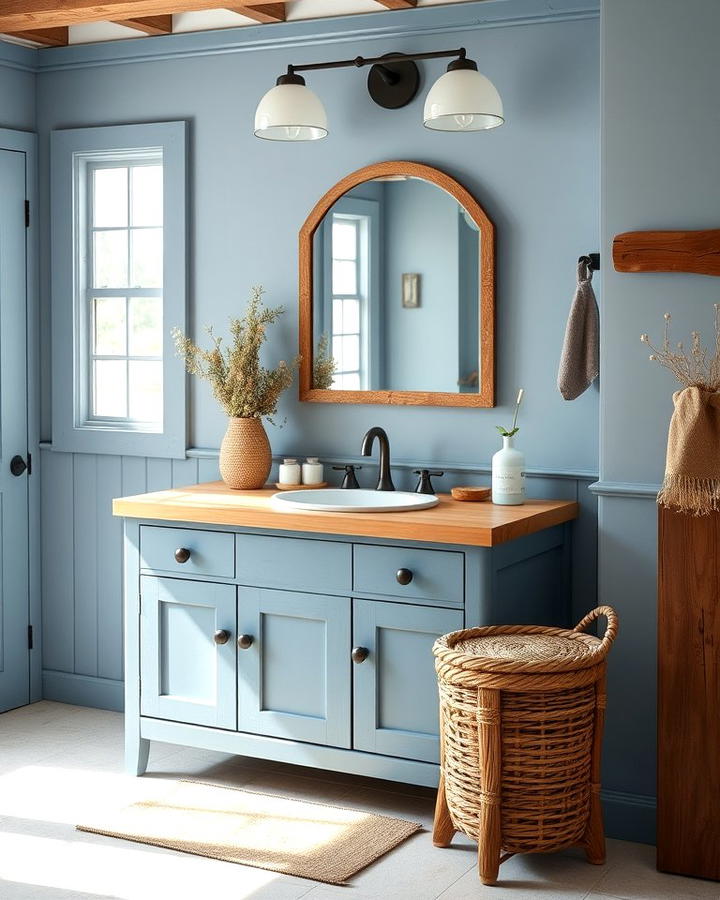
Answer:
[
  {"left": 120, "top": 493, "right": 575, "bottom": 787},
  {"left": 352, "top": 599, "right": 463, "bottom": 763},
  {"left": 237, "top": 587, "right": 352, "bottom": 748},
  {"left": 139, "top": 575, "right": 237, "bottom": 729}
]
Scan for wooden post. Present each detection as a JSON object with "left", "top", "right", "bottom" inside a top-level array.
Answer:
[
  {"left": 477, "top": 687, "right": 502, "bottom": 885},
  {"left": 583, "top": 670, "right": 607, "bottom": 865},
  {"left": 433, "top": 706, "right": 456, "bottom": 847}
]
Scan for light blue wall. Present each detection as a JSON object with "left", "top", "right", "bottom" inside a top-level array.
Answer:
[
  {"left": 36, "top": 7, "right": 600, "bottom": 473},
  {"left": 0, "top": 46, "right": 36, "bottom": 132},
  {"left": 597, "top": 0, "right": 720, "bottom": 844},
  {"left": 383, "top": 179, "right": 459, "bottom": 392}
]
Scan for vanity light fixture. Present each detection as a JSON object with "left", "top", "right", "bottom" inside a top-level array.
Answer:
[{"left": 253, "top": 47, "right": 503, "bottom": 142}]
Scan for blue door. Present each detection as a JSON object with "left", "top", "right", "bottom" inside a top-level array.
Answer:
[
  {"left": 140, "top": 576, "right": 237, "bottom": 729},
  {"left": 0, "top": 148, "right": 30, "bottom": 713},
  {"left": 237, "top": 587, "right": 351, "bottom": 748},
  {"left": 353, "top": 600, "right": 463, "bottom": 763}
]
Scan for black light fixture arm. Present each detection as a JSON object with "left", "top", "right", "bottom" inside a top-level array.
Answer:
[{"left": 285, "top": 47, "right": 467, "bottom": 80}]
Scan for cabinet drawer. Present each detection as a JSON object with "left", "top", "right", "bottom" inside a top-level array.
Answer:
[
  {"left": 236, "top": 534, "right": 351, "bottom": 595},
  {"left": 140, "top": 526, "right": 235, "bottom": 579},
  {"left": 353, "top": 544, "right": 464, "bottom": 606}
]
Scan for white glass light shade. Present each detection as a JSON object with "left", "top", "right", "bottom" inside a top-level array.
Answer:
[
  {"left": 254, "top": 83, "right": 328, "bottom": 141},
  {"left": 423, "top": 68, "right": 504, "bottom": 132}
]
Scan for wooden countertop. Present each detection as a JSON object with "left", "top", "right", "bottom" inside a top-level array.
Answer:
[{"left": 112, "top": 482, "right": 578, "bottom": 548}]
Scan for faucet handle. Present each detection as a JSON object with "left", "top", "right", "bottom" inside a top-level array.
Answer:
[
  {"left": 413, "top": 469, "right": 444, "bottom": 495},
  {"left": 333, "top": 464, "right": 362, "bottom": 490}
]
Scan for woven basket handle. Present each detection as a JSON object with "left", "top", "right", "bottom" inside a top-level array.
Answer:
[{"left": 573, "top": 606, "right": 618, "bottom": 656}]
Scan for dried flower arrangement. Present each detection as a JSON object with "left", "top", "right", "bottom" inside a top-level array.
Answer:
[
  {"left": 641, "top": 308, "right": 720, "bottom": 515},
  {"left": 172, "top": 285, "right": 300, "bottom": 425},
  {"left": 641, "top": 307, "right": 720, "bottom": 390},
  {"left": 313, "top": 333, "right": 337, "bottom": 390}
]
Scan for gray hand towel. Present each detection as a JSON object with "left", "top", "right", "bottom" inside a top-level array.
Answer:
[{"left": 557, "top": 257, "right": 599, "bottom": 400}]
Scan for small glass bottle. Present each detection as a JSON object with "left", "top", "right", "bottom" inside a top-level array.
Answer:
[
  {"left": 491, "top": 436, "right": 526, "bottom": 505},
  {"left": 302, "top": 457, "right": 324, "bottom": 485},
  {"left": 278, "top": 458, "right": 301, "bottom": 485}
]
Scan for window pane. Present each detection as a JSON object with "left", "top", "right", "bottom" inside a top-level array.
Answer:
[
  {"left": 332, "top": 220, "right": 357, "bottom": 260},
  {"left": 333, "top": 260, "right": 356, "bottom": 295},
  {"left": 131, "top": 165, "right": 163, "bottom": 227},
  {"left": 332, "top": 298, "right": 343, "bottom": 336},
  {"left": 129, "top": 296, "right": 162, "bottom": 357},
  {"left": 94, "top": 297, "right": 126, "bottom": 355},
  {"left": 93, "top": 230, "right": 128, "bottom": 288},
  {"left": 129, "top": 360, "right": 162, "bottom": 423},
  {"left": 93, "top": 167, "right": 128, "bottom": 228},
  {"left": 333, "top": 335, "right": 359, "bottom": 373},
  {"left": 94, "top": 360, "right": 127, "bottom": 417},
  {"left": 342, "top": 298, "right": 360, "bottom": 334},
  {"left": 333, "top": 372, "right": 360, "bottom": 390},
  {"left": 130, "top": 228, "right": 163, "bottom": 288}
]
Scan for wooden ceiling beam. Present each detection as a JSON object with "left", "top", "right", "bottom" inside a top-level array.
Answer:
[
  {"left": 374, "top": 0, "right": 417, "bottom": 8},
  {"left": 115, "top": 15, "right": 173, "bottom": 34},
  {"left": 2, "top": 26, "right": 69, "bottom": 45},
  {"left": 0, "top": 0, "right": 290, "bottom": 31},
  {"left": 226, "top": 4, "right": 286, "bottom": 23}
]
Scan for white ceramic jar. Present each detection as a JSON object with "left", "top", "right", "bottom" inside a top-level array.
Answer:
[
  {"left": 491, "top": 436, "right": 525, "bottom": 505},
  {"left": 302, "top": 457, "right": 324, "bottom": 484},
  {"left": 278, "top": 458, "right": 301, "bottom": 485}
]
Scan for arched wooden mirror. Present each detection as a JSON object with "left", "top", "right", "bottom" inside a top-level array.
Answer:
[{"left": 299, "top": 160, "right": 494, "bottom": 407}]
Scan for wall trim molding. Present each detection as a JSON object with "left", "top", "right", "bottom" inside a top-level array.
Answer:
[
  {"left": 0, "top": 42, "right": 37, "bottom": 74},
  {"left": 33, "top": 0, "right": 600, "bottom": 73},
  {"left": 601, "top": 789, "right": 656, "bottom": 846},
  {"left": 39, "top": 442, "right": 598, "bottom": 482},
  {"left": 589, "top": 480, "right": 660, "bottom": 499},
  {"left": 42, "top": 669, "right": 124, "bottom": 712}
]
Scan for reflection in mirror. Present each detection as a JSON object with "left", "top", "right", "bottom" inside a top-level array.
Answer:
[{"left": 312, "top": 176, "right": 482, "bottom": 394}]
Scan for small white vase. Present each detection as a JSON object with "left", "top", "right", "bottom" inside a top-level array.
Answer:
[{"left": 491, "top": 435, "right": 526, "bottom": 505}]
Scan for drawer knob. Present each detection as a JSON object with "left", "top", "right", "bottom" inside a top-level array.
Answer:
[
  {"left": 237, "top": 634, "right": 254, "bottom": 650},
  {"left": 352, "top": 646, "right": 369, "bottom": 664},
  {"left": 396, "top": 567, "right": 413, "bottom": 585},
  {"left": 213, "top": 629, "right": 230, "bottom": 645},
  {"left": 174, "top": 547, "right": 191, "bottom": 564}
]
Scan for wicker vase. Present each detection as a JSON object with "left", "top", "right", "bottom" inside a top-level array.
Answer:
[{"left": 219, "top": 417, "right": 271, "bottom": 490}]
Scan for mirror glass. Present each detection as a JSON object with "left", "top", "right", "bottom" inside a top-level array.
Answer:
[{"left": 307, "top": 171, "right": 491, "bottom": 400}]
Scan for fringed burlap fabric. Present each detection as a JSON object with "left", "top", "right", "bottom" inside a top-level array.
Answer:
[{"left": 658, "top": 385, "right": 720, "bottom": 515}]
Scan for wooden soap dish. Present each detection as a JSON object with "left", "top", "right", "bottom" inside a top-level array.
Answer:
[
  {"left": 274, "top": 482, "right": 329, "bottom": 491},
  {"left": 451, "top": 486, "right": 491, "bottom": 502}
]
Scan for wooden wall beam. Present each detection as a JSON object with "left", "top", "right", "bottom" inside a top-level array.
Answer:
[
  {"left": 115, "top": 15, "right": 173, "bottom": 34},
  {"left": 374, "top": 0, "right": 418, "bottom": 8},
  {"left": 0, "top": 0, "right": 290, "bottom": 31},
  {"left": 226, "top": 4, "right": 286, "bottom": 23},
  {"left": 2, "top": 26, "right": 69, "bottom": 45},
  {"left": 613, "top": 228, "right": 720, "bottom": 277}
]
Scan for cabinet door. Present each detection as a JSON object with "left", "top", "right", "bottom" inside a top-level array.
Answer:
[
  {"left": 140, "top": 576, "right": 237, "bottom": 729},
  {"left": 353, "top": 599, "right": 463, "bottom": 763},
  {"left": 237, "top": 587, "right": 351, "bottom": 748}
]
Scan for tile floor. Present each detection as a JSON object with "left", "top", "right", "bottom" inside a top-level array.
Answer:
[{"left": 0, "top": 702, "right": 717, "bottom": 900}]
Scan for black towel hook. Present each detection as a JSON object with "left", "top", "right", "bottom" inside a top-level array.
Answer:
[{"left": 579, "top": 252, "right": 600, "bottom": 271}]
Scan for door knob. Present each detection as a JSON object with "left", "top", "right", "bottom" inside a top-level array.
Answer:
[
  {"left": 396, "top": 568, "right": 413, "bottom": 585},
  {"left": 237, "top": 634, "right": 254, "bottom": 650},
  {"left": 351, "top": 646, "right": 369, "bottom": 664},
  {"left": 174, "top": 547, "right": 191, "bottom": 563},
  {"left": 10, "top": 455, "right": 28, "bottom": 477},
  {"left": 213, "top": 629, "right": 230, "bottom": 645}
]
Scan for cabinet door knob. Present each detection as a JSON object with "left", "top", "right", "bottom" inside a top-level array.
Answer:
[
  {"left": 237, "top": 634, "right": 254, "bottom": 650},
  {"left": 213, "top": 629, "right": 230, "bottom": 645},
  {"left": 174, "top": 547, "right": 191, "bottom": 564},
  {"left": 396, "top": 568, "right": 413, "bottom": 585},
  {"left": 351, "top": 646, "right": 369, "bottom": 664}
]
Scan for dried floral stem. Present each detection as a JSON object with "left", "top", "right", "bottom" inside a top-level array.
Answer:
[{"left": 641, "top": 306, "right": 720, "bottom": 391}]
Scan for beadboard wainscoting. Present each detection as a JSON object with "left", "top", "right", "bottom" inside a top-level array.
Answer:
[{"left": 40, "top": 445, "right": 598, "bottom": 712}]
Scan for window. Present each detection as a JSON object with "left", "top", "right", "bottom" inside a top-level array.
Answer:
[
  {"left": 330, "top": 214, "right": 365, "bottom": 390},
  {"left": 51, "top": 122, "right": 187, "bottom": 457}
]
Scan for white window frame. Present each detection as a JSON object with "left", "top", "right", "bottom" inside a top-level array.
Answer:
[{"left": 51, "top": 122, "right": 187, "bottom": 458}]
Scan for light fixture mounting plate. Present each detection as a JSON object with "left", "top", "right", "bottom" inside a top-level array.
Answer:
[{"left": 367, "top": 54, "right": 420, "bottom": 109}]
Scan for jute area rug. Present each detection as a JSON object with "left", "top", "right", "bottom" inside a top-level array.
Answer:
[{"left": 78, "top": 779, "right": 422, "bottom": 885}]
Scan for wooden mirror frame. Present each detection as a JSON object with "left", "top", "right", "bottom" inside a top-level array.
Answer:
[{"left": 299, "top": 160, "right": 495, "bottom": 407}]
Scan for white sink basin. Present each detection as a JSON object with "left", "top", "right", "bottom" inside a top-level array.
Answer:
[{"left": 271, "top": 489, "right": 439, "bottom": 513}]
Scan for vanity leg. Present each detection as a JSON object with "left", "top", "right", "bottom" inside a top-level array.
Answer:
[
  {"left": 125, "top": 729, "right": 150, "bottom": 776},
  {"left": 584, "top": 674, "right": 607, "bottom": 865},
  {"left": 477, "top": 688, "right": 502, "bottom": 885},
  {"left": 433, "top": 773, "right": 456, "bottom": 847}
]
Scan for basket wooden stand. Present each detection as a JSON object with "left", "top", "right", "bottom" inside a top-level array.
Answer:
[{"left": 432, "top": 606, "right": 618, "bottom": 886}]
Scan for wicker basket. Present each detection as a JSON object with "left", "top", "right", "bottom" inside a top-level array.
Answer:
[{"left": 432, "top": 606, "right": 618, "bottom": 885}]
